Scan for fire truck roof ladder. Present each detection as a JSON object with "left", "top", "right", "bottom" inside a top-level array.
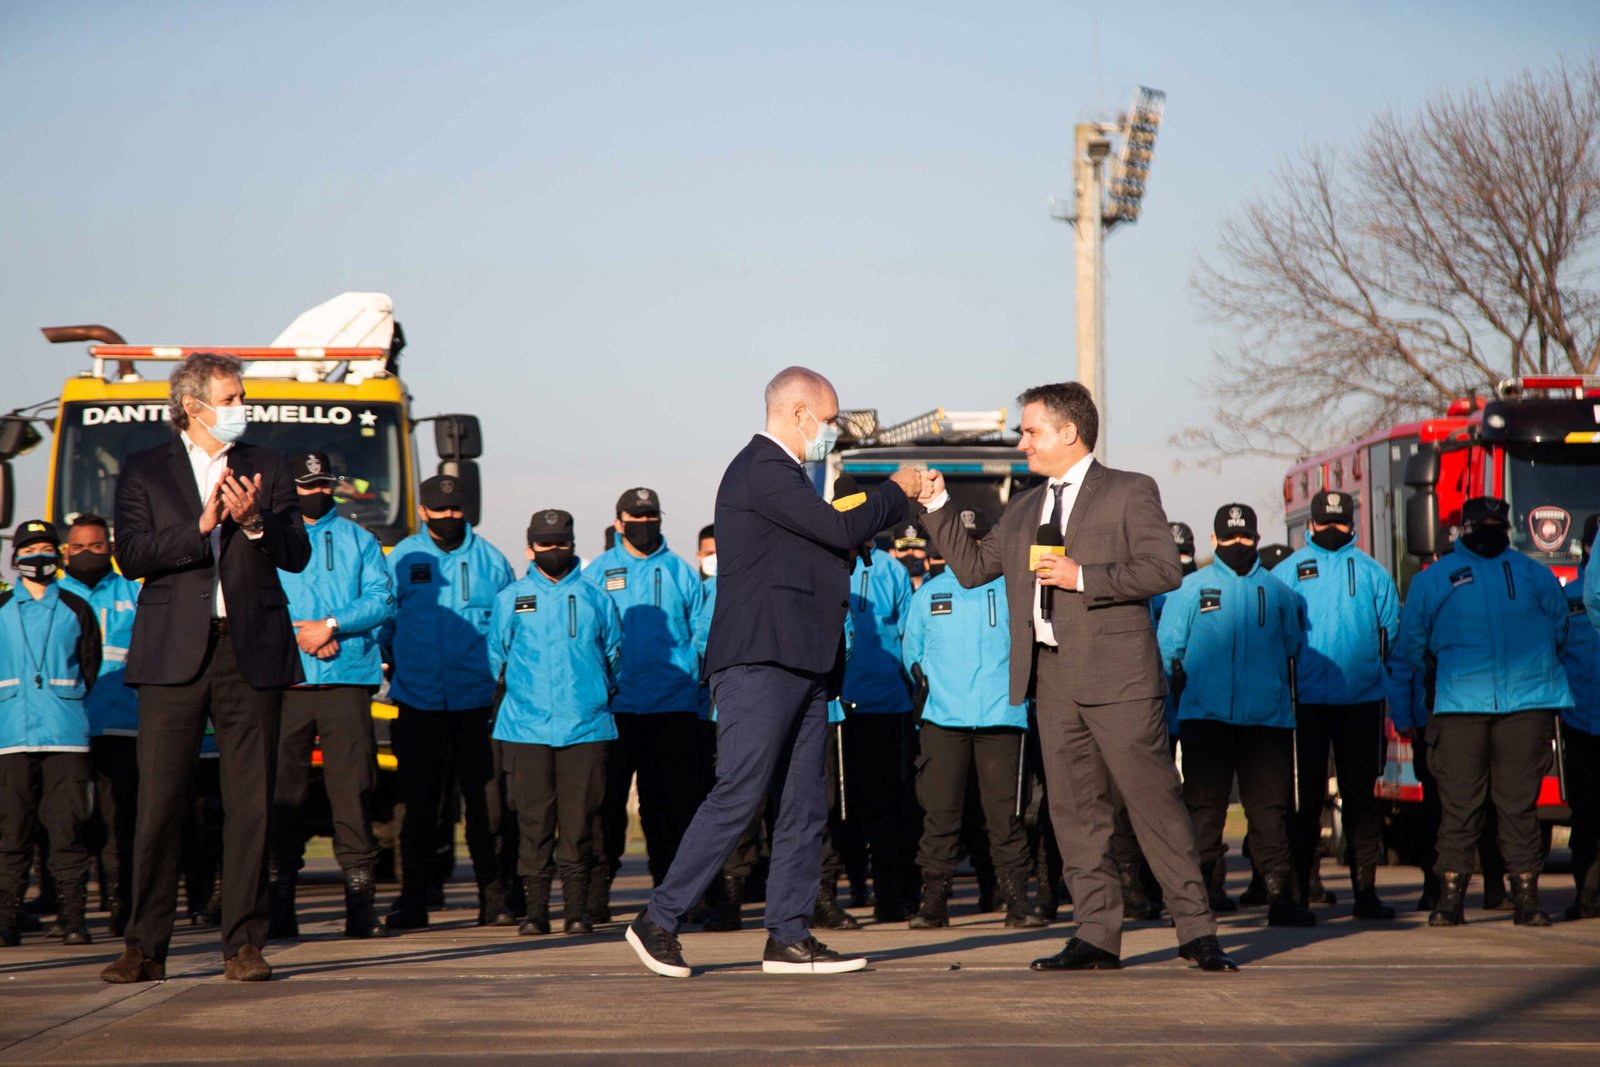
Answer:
[{"left": 873, "top": 408, "right": 1010, "bottom": 446}]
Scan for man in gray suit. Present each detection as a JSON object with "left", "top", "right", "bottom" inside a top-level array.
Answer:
[{"left": 919, "top": 382, "right": 1237, "bottom": 972}]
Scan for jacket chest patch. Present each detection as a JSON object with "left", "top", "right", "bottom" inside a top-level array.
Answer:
[
  {"left": 1199, "top": 589, "right": 1222, "bottom": 614},
  {"left": 410, "top": 563, "right": 433, "bottom": 584},
  {"left": 604, "top": 568, "right": 628, "bottom": 592},
  {"left": 1295, "top": 561, "right": 1318, "bottom": 581},
  {"left": 514, "top": 595, "right": 538, "bottom": 614},
  {"left": 1448, "top": 567, "right": 1475, "bottom": 589},
  {"left": 930, "top": 594, "right": 954, "bottom": 617}
]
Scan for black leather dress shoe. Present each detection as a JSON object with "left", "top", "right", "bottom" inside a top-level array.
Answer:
[
  {"left": 1178, "top": 935, "right": 1239, "bottom": 971},
  {"left": 1030, "top": 937, "right": 1121, "bottom": 971}
]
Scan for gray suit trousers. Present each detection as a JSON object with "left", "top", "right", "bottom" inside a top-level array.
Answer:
[{"left": 1034, "top": 645, "right": 1214, "bottom": 955}]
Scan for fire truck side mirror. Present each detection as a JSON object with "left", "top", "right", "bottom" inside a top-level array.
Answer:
[
  {"left": 1402, "top": 450, "right": 1439, "bottom": 488},
  {"left": 0, "top": 461, "right": 13, "bottom": 530},
  {"left": 1405, "top": 489, "right": 1438, "bottom": 559},
  {"left": 434, "top": 414, "right": 483, "bottom": 462},
  {"left": 0, "top": 416, "right": 43, "bottom": 461}
]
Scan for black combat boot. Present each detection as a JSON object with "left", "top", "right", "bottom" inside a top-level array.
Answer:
[
  {"left": 479, "top": 876, "right": 517, "bottom": 928},
  {"left": 1416, "top": 869, "right": 1440, "bottom": 913},
  {"left": 589, "top": 871, "right": 614, "bottom": 925},
  {"left": 518, "top": 876, "right": 551, "bottom": 936},
  {"left": 1265, "top": 872, "right": 1316, "bottom": 927},
  {"left": 907, "top": 871, "right": 952, "bottom": 929},
  {"left": 1308, "top": 864, "right": 1336, "bottom": 905},
  {"left": 106, "top": 886, "right": 126, "bottom": 939},
  {"left": 1202, "top": 861, "right": 1238, "bottom": 914},
  {"left": 812, "top": 878, "right": 860, "bottom": 930},
  {"left": 1428, "top": 871, "right": 1467, "bottom": 926},
  {"left": 1239, "top": 868, "right": 1269, "bottom": 907},
  {"left": 701, "top": 874, "right": 745, "bottom": 932},
  {"left": 58, "top": 881, "right": 93, "bottom": 945},
  {"left": 268, "top": 861, "right": 298, "bottom": 940},
  {"left": 871, "top": 861, "right": 905, "bottom": 924},
  {"left": 1510, "top": 872, "right": 1551, "bottom": 927},
  {"left": 344, "top": 865, "right": 390, "bottom": 939},
  {"left": 0, "top": 890, "right": 20, "bottom": 947},
  {"left": 1350, "top": 867, "right": 1395, "bottom": 920},
  {"left": 1566, "top": 880, "right": 1600, "bottom": 921},
  {"left": 562, "top": 870, "right": 592, "bottom": 935},
  {"left": 1002, "top": 867, "right": 1047, "bottom": 928},
  {"left": 384, "top": 889, "right": 430, "bottom": 931},
  {"left": 1119, "top": 861, "right": 1161, "bottom": 920}
]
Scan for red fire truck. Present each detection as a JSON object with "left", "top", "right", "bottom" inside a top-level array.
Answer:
[{"left": 1283, "top": 375, "right": 1600, "bottom": 862}]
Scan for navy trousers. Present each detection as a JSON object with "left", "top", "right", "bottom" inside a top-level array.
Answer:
[{"left": 647, "top": 663, "right": 828, "bottom": 945}]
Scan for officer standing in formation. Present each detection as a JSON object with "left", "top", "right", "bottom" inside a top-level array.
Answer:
[
  {"left": 1279, "top": 489, "right": 1400, "bottom": 919},
  {"left": 1391, "top": 497, "right": 1572, "bottom": 927},
  {"left": 490, "top": 509, "right": 622, "bottom": 936},
  {"left": 383, "top": 474, "right": 516, "bottom": 930},
  {"left": 57, "top": 515, "right": 141, "bottom": 938},
  {"left": 0, "top": 521, "right": 102, "bottom": 946},
  {"left": 1563, "top": 515, "right": 1600, "bottom": 919},
  {"left": 268, "top": 452, "right": 397, "bottom": 939},
  {"left": 1158, "top": 503, "right": 1315, "bottom": 927}
]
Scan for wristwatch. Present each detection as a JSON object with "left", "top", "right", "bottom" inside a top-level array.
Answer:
[
  {"left": 325, "top": 616, "right": 339, "bottom": 633},
  {"left": 239, "top": 514, "right": 265, "bottom": 534}
]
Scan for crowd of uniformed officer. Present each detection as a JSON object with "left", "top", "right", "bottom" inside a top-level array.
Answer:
[{"left": 5, "top": 469, "right": 1600, "bottom": 949}]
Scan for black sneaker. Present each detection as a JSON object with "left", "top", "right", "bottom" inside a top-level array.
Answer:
[
  {"left": 761, "top": 935, "right": 867, "bottom": 975},
  {"left": 626, "top": 911, "right": 691, "bottom": 979}
]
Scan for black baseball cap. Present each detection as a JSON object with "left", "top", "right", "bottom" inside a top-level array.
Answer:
[
  {"left": 1461, "top": 497, "right": 1510, "bottom": 526},
  {"left": 892, "top": 522, "right": 927, "bottom": 550},
  {"left": 420, "top": 474, "right": 465, "bottom": 510},
  {"left": 527, "top": 509, "right": 575, "bottom": 546},
  {"left": 617, "top": 487, "right": 661, "bottom": 518},
  {"left": 1259, "top": 543, "right": 1293, "bottom": 570},
  {"left": 1214, "top": 503, "right": 1259, "bottom": 541},
  {"left": 957, "top": 507, "right": 994, "bottom": 540},
  {"left": 12, "top": 519, "right": 58, "bottom": 552},
  {"left": 1170, "top": 521, "right": 1195, "bottom": 552},
  {"left": 290, "top": 451, "right": 337, "bottom": 486},
  {"left": 1311, "top": 490, "right": 1352, "bottom": 526}
]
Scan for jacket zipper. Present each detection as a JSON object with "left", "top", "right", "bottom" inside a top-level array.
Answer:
[
  {"left": 568, "top": 595, "right": 578, "bottom": 638},
  {"left": 987, "top": 588, "right": 997, "bottom": 627},
  {"left": 1502, "top": 561, "right": 1516, "bottom": 599},
  {"left": 326, "top": 530, "right": 335, "bottom": 571},
  {"left": 654, "top": 570, "right": 662, "bottom": 609},
  {"left": 1257, "top": 586, "right": 1266, "bottom": 627},
  {"left": 1346, "top": 557, "right": 1356, "bottom": 597},
  {"left": 461, "top": 560, "right": 470, "bottom": 602}
]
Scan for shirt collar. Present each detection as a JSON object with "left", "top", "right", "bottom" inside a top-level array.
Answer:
[
  {"left": 1049, "top": 453, "right": 1095, "bottom": 489},
  {"left": 758, "top": 431, "right": 802, "bottom": 465},
  {"left": 181, "top": 430, "right": 232, "bottom": 461}
]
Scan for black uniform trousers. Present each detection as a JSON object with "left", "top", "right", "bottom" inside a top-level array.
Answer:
[
  {"left": 89, "top": 735, "right": 139, "bottom": 913},
  {"left": 1292, "top": 701, "right": 1386, "bottom": 875},
  {"left": 598, "top": 711, "right": 702, "bottom": 885},
  {"left": 820, "top": 721, "right": 852, "bottom": 883},
  {"left": 0, "top": 752, "right": 92, "bottom": 898},
  {"left": 270, "top": 686, "right": 381, "bottom": 873},
  {"left": 1429, "top": 710, "right": 1555, "bottom": 876},
  {"left": 842, "top": 713, "right": 921, "bottom": 889},
  {"left": 504, "top": 740, "right": 606, "bottom": 882},
  {"left": 126, "top": 633, "right": 282, "bottom": 960},
  {"left": 394, "top": 704, "right": 499, "bottom": 899},
  {"left": 914, "top": 722, "right": 1028, "bottom": 877},
  {"left": 1564, "top": 725, "right": 1600, "bottom": 901},
  {"left": 1181, "top": 720, "right": 1295, "bottom": 880}
]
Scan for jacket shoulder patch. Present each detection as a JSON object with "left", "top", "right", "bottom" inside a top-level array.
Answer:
[
  {"left": 930, "top": 593, "right": 954, "bottom": 616},
  {"left": 1199, "top": 588, "right": 1222, "bottom": 614},
  {"left": 1448, "top": 567, "right": 1475, "bottom": 588},
  {"left": 514, "top": 595, "right": 538, "bottom": 614},
  {"left": 604, "top": 568, "right": 627, "bottom": 592}
]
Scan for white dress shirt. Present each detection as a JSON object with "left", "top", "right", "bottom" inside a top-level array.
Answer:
[
  {"left": 182, "top": 432, "right": 261, "bottom": 618},
  {"left": 1032, "top": 453, "right": 1094, "bottom": 647}
]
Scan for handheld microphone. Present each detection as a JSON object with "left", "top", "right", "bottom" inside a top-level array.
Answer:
[
  {"left": 832, "top": 474, "right": 873, "bottom": 566},
  {"left": 1032, "top": 523, "right": 1065, "bottom": 618}
]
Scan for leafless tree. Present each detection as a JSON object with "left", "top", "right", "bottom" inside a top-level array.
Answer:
[{"left": 1182, "top": 58, "right": 1600, "bottom": 461}]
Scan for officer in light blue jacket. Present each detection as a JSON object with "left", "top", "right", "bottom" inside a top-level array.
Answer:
[
  {"left": 491, "top": 509, "right": 621, "bottom": 938},
  {"left": 1158, "top": 503, "right": 1313, "bottom": 927},
  {"left": 382, "top": 474, "right": 515, "bottom": 930},
  {"left": 584, "top": 487, "right": 707, "bottom": 896},
  {"left": 1280, "top": 489, "right": 1401, "bottom": 920},
  {"left": 57, "top": 513, "right": 141, "bottom": 938},
  {"left": 901, "top": 507, "right": 1035, "bottom": 930},
  {"left": 0, "top": 520, "right": 102, "bottom": 946},
  {"left": 268, "top": 453, "right": 398, "bottom": 941},
  {"left": 1392, "top": 496, "right": 1572, "bottom": 928},
  {"left": 1559, "top": 514, "right": 1599, "bottom": 920}
]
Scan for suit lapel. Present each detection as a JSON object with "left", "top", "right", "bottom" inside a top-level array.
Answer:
[
  {"left": 165, "top": 438, "right": 204, "bottom": 521},
  {"left": 1061, "top": 460, "right": 1104, "bottom": 557}
]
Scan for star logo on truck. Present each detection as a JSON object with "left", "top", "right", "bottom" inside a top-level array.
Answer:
[{"left": 358, "top": 409, "right": 378, "bottom": 427}]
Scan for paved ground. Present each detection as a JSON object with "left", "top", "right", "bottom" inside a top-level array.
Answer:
[{"left": 4, "top": 854, "right": 1599, "bottom": 1065}]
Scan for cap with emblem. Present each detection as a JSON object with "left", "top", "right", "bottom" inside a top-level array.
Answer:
[
  {"left": 1170, "top": 521, "right": 1195, "bottom": 553},
  {"left": 420, "top": 474, "right": 465, "bottom": 510},
  {"left": 958, "top": 508, "right": 994, "bottom": 540},
  {"left": 1259, "top": 543, "right": 1293, "bottom": 570},
  {"left": 1461, "top": 496, "right": 1510, "bottom": 526},
  {"left": 291, "top": 451, "right": 337, "bottom": 486},
  {"left": 1214, "top": 503, "right": 1259, "bottom": 541},
  {"left": 891, "top": 523, "right": 927, "bottom": 551},
  {"left": 616, "top": 487, "right": 661, "bottom": 518},
  {"left": 12, "top": 519, "right": 59, "bottom": 552},
  {"left": 1311, "top": 490, "right": 1351, "bottom": 526},
  {"left": 527, "top": 509, "right": 575, "bottom": 546}
]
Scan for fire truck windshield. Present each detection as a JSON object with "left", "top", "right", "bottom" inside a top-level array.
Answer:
[
  {"left": 1502, "top": 442, "right": 1600, "bottom": 557},
  {"left": 54, "top": 400, "right": 407, "bottom": 546}
]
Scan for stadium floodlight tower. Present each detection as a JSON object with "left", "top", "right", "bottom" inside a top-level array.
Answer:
[{"left": 1050, "top": 86, "right": 1165, "bottom": 460}]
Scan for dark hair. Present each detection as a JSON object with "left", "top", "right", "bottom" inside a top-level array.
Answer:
[
  {"left": 70, "top": 513, "right": 111, "bottom": 537},
  {"left": 1018, "top": 382, "right": 1098, "bottom": 451},
  {"left": 698, "top": 524, "right": 715, "bottom": 542}
]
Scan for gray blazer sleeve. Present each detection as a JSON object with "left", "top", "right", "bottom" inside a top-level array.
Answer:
[
  {"left": 922, "top": 499, "right": 1004, "bottom": 589},
  {"left": 1081, "top": 472, "right": 1182, "bottom": 604}
]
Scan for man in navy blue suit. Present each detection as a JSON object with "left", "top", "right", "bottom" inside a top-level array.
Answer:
[{"left": 627, "top": 366, "right": 919, "bottom": 977}]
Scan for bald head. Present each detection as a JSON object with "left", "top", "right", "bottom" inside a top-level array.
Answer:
[{"left": 763, "top": 365, "right": 841, "bottom": 461}]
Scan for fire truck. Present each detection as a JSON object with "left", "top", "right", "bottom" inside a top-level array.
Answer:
[
  {"left": 1283, "top": 375, "right": 1600, "bottom": 863},
  {"left": 0, "top": 293, "right": 484, "bottom": 870}
]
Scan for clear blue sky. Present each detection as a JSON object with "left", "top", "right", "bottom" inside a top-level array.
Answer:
[{"left": 3, "top": 1, "right": 1593, "bottom": 562}]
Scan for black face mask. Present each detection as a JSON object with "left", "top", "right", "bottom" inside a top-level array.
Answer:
[
  {"left": 928, "top": 560, "right": 947, "bottom": 578},
  {"left": 534, "top": 547, "right": 576, "bottom": 579},
  {"left": 1462, "top": 525, "right": 1510, "bottom": 557},
  {"left": 427, "top": 516, "right": 467, "bottom": 550},
  {"left": 1311, "top": 527, "right": 1354, "bottom": 552},
  {"left": 622, "top": 521, "right": 662, "bottom": 555},
  {"left": 13, "top": 552, "right": 60, "bottom": 582},
  {"left": 298, "top": 492, "right": 335, "bottom": 520},
  {"left": 898, "top": 555, "right": 927, "bottom": 578},
  {"left": 65, "top": 551, "right": 113, "bottom": 585},
  {"left": 1214, "top": 543, "right": 1259, "bottom": 576}
]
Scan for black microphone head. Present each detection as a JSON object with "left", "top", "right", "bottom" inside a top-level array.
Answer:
[
  {"left": 1035, "top": 523, "right": 1064, "bottom": 547},
  {"left": 834, "top": 474, "right": 860, "bottom": 496}
]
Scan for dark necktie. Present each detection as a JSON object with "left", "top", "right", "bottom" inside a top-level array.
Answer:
[{"left": 1043, "top": 481, "right": 1068, "bottom": 622}]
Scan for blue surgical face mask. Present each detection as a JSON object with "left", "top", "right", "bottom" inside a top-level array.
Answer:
[
  {"left": 194, "top": 398, "right": 248, "bottom": 444},
  {"left": 803, "top": 408, "right": 839, "bottom": 463}
]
